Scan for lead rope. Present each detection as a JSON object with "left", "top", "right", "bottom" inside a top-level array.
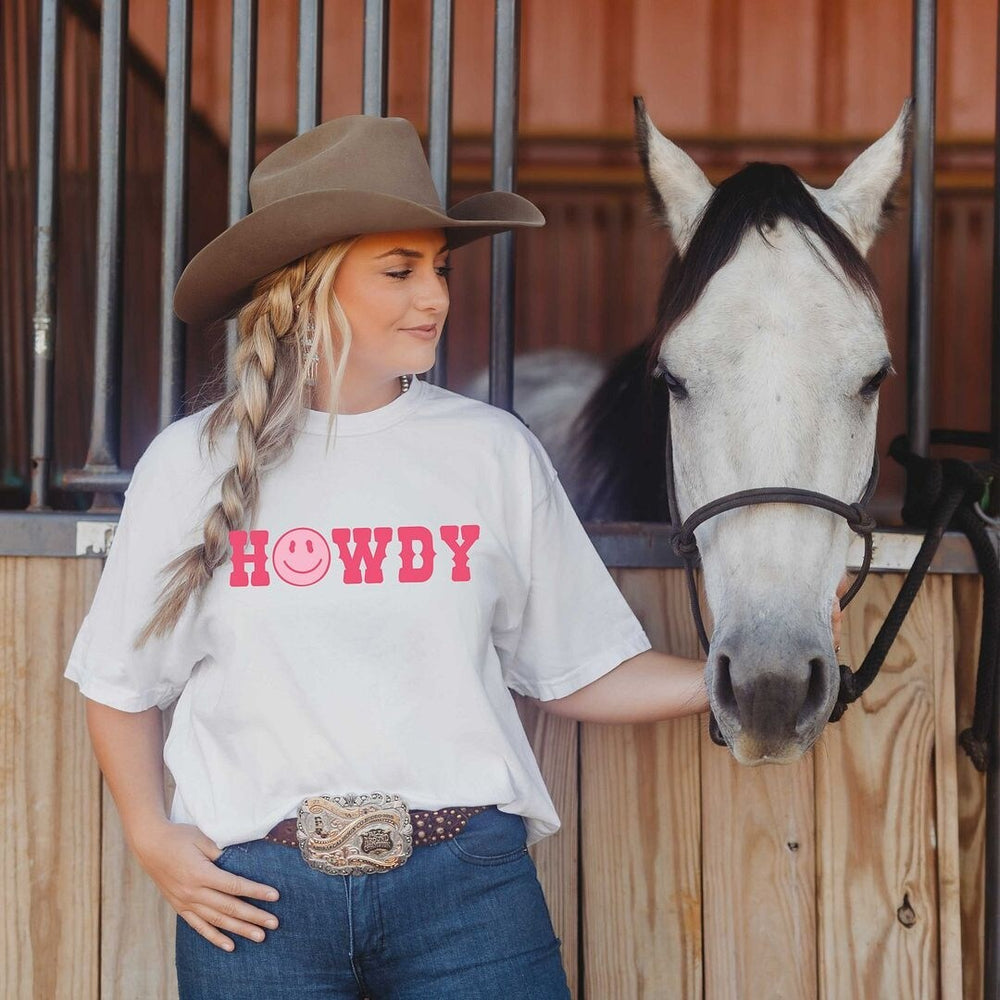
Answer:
[{"left": 886, "top": 432, "right": 1000, "bottom": 772}]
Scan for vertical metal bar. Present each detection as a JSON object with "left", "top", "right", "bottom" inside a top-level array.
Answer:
[
  {"left": 982, "top": 8, "right": 1000, "bottom": 996},
  {"left": 27, "top": 0, "right": 62, "bottom": 510},
  {"left": 906, "top": 0, "right": 936, "bottom": 460},
  {"left": 86, "top": 0, "right": 129, "bottom": 496},
  {"left": 297, "top": 0, "right": 323, "bottom": 134},
  {"left": 363, "top": 0, "right": 389, "bottom": 116},
  {"left": 426, "top": 0, "right": 454, "bottom": 387},
  {"left": 159, "top": 0, "right": 192, "bottom": 429},
  {"left": 990, "top": 0, "right": 1000, "bottom": 477},
  {"left": 488, "top": 0, "right": 519, "bottom": 412},
  {"left": 226, "top": 0, "right": 258, "bottom": 385}
]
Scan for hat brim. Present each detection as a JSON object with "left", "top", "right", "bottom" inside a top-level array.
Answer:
[{"left": 173, "top": 189, "right": 544, "bottom": 326}]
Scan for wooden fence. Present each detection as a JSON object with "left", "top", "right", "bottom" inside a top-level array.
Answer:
[{"left": 3, "top": 556, "right": 985, "bottom": 998}]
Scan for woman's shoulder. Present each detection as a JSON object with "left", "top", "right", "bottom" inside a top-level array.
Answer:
[
  {"left": 129, "top": 402, "right": 227, "bottom": 488},
  {"left": 418, "top": 381, "right": 541, "bottom": 441},
  {"left": 417, "top": 382, "right": 558, "bottom": 486}
]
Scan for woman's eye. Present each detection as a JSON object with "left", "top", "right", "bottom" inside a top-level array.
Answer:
[
  {"left": 435, "top": 264, "right": 453, "bottom": 278},
  {"left": 386, "top": 269, "right": 411, "bottom": 280},
  {"left": 860, "top": 363, "right": 894, "bottom": 397},
  {"left": 652, "top": 363, "right": 689, "bottom": 399}
]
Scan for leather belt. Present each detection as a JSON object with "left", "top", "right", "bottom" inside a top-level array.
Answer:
[{"left": 263, "top": 792, "right": 489, "bottom": 876}]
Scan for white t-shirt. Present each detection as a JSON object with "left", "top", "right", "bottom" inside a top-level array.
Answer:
[{"left": 64, "top": 377, "right": 651, "bottom": 847}]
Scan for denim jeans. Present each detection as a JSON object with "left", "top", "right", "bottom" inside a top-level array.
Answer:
[{"left": 175, "top": 806, "right": 571, "bottom": 999}]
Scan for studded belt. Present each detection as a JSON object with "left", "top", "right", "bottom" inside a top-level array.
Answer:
[{"left": 263, "top": 792, "right": 489, "bottom": 876}]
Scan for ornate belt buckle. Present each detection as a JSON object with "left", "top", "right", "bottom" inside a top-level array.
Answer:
[{"left": 296, "top": 792, "right": 413, "bottom": 876}]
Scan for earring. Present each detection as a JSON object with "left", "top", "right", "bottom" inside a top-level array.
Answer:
[{"left": 303, "top": 321, "right": 320, "bottom": 387}]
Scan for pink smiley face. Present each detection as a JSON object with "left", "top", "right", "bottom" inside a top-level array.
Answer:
[{"left": 272, "top": 527, "right": 331, "bottom": 586}]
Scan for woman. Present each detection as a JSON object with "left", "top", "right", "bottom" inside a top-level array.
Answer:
[{"left": 64, "top": 115, "right": 716, "bottom": 999}]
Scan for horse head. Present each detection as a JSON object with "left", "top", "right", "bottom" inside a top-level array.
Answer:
[{"left": 635, "top": 97, "right": 910, "bottom": 764}]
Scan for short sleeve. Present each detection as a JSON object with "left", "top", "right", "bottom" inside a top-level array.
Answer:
[
  {"left": 494, "top": 465, "right": 652, "bottom": 701},
  {"left": 64, "top": 428, "right": 212, "bottom": 712}
]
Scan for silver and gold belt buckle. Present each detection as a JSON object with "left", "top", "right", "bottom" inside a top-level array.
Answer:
[{"left": 296, "top": 792, "right": 413, "bottom": 876}]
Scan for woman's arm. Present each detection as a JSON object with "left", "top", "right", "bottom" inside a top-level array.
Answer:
[
  {"left": 534, "top": 649, "right": 708, "bottom": 724},
  {"left": 85, "top": 700, "right": 281, "bottom": 951},
  {"left": 535, "top": 584, "right": 847, "bottom": 725}
]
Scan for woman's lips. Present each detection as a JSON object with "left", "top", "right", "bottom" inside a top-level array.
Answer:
[{"left": 401, "top": 325, "right": 438, "bottom": 340}]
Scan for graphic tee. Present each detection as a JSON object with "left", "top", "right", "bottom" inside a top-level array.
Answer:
[{"left": 65, "top": 377, "right": 651, "bottom": 847}]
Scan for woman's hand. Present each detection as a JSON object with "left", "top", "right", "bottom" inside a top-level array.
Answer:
[{"left": 131, "top": 818, "right": 280, "bottom": 952}]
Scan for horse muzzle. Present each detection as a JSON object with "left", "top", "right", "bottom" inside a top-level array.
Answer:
[{"left": 707, "top": 633, "right": 841, "bottom": 763}]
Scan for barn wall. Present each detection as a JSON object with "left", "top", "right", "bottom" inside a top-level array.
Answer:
[
  {"left": 125, "top": 0, "right": 996, "bottom": 141},
  {"left": 4, "top": 557, "right": 984, "bottom": 998}
]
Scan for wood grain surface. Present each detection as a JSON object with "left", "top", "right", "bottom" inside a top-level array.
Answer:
[
  {"left": 953, "top": 575, "right": 986, "bottom": 1000},
  {"left": 517, "top": 696, "right": 580, "bottom": 997},
  {"left": 2, "top": 557, "right": 103, "bottom": 999},
  {"left": 8, "top": 557, "right": 984, "bottom": 996},
  {"left": 578, "top": 569, "right": 704, "bottom": 999},
  {"left": 816, "top": 573, "right": 952, "bottom": 999}
]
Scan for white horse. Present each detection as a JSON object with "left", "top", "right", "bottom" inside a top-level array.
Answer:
[
  {"left": 638, "top": 99, "right": 908, "bottom": 762},
  {"left": 467, "top": 100, "right": 910, "bottom": 765}
]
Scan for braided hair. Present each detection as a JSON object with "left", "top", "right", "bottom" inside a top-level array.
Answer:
[{"left": 133, "top": 238, "right": 356, "bottom": 647}]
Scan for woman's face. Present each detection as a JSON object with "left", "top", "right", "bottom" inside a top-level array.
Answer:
[{"left": 333, "top": 228, "right": 450, "bottom": 383}]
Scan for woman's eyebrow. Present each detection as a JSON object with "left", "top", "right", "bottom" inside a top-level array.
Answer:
[
  {"left": 375, "top": 247, "right": 422, "bottom": 259},
  {"left": 374, "top": 244, "right": 450, "bottom": 260}
]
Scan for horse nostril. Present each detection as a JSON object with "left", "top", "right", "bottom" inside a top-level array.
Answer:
[
  {"left": 796, "top": 657, "right": 830, "bottom": 731},
  {"left": 713, "top": 653, "right": 740, "bottom": 725}
]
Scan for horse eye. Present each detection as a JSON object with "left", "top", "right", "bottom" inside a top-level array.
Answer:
[
  {"left": 652, "top": 363, "right": 689, "bottom": 399},
  {"left": 860, "top": 362, "right": 894, "bottom": 397}
]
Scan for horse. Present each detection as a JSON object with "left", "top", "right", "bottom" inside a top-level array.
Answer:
[{"left": 468, "top": 99, "right": 910, "bottom": 765}]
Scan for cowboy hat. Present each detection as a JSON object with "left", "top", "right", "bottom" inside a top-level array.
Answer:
[{"left": 173, "top": 115, "right": 545, "bottom": 326}]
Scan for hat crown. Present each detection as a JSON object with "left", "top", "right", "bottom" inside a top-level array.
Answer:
[{"left": 249, "top": 115, "right": 444, "bottom": 212}]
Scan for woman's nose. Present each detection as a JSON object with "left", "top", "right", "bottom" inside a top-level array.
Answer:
[{"left": 414, "top": 270, "right": 449, "bottom": 311}]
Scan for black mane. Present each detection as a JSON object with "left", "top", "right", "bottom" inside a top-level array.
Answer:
[{"left": 570, "top": 162, "right": 879, "bottom": 522}]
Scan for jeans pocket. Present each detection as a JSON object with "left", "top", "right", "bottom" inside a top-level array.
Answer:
[
  {"left": 444, "top": 808, "right": 529, "bottom": 867},
  {"left": 213, "top": 843, "right": 247, "bottom": 869}
]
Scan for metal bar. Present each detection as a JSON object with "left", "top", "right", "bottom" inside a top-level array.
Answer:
[
  {"left": 362, "top": 0, "right": 389, "bottom": 116},
  {"left": 426, "top": 0, "right": 454, "bottom": 387},
  {"left": 982, "top": 8, "right": 999, "bottom": 996},
  {"left": 225, "top": 0, "right": 258, "bottom": 386},
  {"left": 488, "top": 0, "right": 519, "bottom": 412},
  {"left": 159, "top": 0, "right": 192, "bottom": 429},
  {"left": 297, "top": 0, "right": 323, "bottom": 134},
  {"left": 990, "top": 0, "right": 1000, "bottom": 483},
  {"left": 906, "top": 0, "right": 936, "bottom": 460},
  {"left": 26, "top": 0, "right": 62, "bottom": 511},
  {"left": 988, "top": 0, "right": 1000, "bottom": 967},
  {"left": 64, "top": 0, "right": 129, "bottom": 504}
]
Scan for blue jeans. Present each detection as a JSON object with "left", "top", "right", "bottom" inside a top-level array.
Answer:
[{"left": 175, "top": 806, "right": 570, "bottom": 999}]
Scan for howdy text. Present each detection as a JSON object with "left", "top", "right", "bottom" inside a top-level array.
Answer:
[{"left": 228, "top": 525, "right": 481, "bottom": 587}]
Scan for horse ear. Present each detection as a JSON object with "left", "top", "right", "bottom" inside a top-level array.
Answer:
[
  {"left": 634, "top": 97, "right": 714, "bottom": 255},
  {"left": 808, "top": 99, "right": 912, "bottom": 256}
]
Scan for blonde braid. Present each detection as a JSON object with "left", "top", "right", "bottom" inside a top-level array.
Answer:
[{"left": 133, "top": 239, "right": 356, "bottom": 647}]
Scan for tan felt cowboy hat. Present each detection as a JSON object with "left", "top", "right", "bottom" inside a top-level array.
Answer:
[{"left": 173, "top": 115, "right": 545, "bottom": 326}]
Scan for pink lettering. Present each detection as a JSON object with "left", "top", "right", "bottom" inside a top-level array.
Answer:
[
  {"left": 439, "top": 524, "right": 480, "bottom": 582},
  {"left": 330, "top": 527, "right": 392, "bottom": 584},
  {"left": 398, "top": 526, "right": 436, "bottom": 583},
  {"left": 229, "top": 530, "right": 271, "bottom": 587}
]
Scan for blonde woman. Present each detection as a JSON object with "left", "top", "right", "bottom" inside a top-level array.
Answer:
[{"left": 65, "top": 116, "right": 711, "bottom": 999}]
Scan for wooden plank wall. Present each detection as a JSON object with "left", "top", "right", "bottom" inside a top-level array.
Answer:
[{"left": 3, "top": 559, "right": 987, "bottom": 998}]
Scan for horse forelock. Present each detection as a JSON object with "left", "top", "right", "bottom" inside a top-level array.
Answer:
[{"left": 651, "top": 162, "right": 880, "bottom": 357}]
